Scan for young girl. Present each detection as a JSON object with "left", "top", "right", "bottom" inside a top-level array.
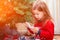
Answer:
[{"left": 25, "top": 0, "right": 54, "bottom": 40}]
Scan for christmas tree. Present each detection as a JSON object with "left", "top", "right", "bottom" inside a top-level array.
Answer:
[{"left": 0, "top": 0, "right": 36, "bottom": 39}]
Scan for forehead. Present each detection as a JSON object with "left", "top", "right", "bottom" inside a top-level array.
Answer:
[
  {"left": 33, "top": 5, "right": 43, "bottom": 12},
  {"left": 33, "top": 9, "right": 43, "bottom": 14}
]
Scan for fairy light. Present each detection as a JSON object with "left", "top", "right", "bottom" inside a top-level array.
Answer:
[{"left": 8, "top": 0, "right": 11, "bottom": 2}]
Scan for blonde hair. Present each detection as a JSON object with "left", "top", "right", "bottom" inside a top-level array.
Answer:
[{"left": 32, "top": 0, "right": 52, "bottom": 23}]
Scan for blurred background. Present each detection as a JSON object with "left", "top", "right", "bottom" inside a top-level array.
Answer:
[{"left": 0, "top": 0, "right": 60, "bottom": 40}]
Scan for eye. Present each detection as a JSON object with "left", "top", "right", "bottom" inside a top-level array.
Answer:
[{"left": 36, "top": 13, "right": 39, "bottom": 15}]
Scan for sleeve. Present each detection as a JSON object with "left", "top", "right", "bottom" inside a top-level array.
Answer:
[{"left": 39, "top": 21, "right": 54, "bottom": 39}]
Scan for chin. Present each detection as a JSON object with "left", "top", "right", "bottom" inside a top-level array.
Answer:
[{"left": 37, "top": 18, "right": 41, "bottom": 20}]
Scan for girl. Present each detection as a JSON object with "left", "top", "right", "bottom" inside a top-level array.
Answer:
[{"left": 25, "top": 0, "right": 54, "bottom": 40}]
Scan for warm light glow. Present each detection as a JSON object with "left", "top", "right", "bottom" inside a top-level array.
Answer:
[{"left": 0, "top": 0, "right": 15, "bottom": 22}]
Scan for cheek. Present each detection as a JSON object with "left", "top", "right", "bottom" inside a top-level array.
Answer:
[
  {"left": 39, "top": 14, "right": 43, "bottom": 18},
  {"left": 33, "top": 10, "right": 38, "bottom": 14},
  {"left": 34, "top": 15, "right": 38, "bottom": 18},
  {"left": 38, "top": 13, "right": 44, "bottom": 19}
]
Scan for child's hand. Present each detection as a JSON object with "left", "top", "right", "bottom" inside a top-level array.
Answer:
[
  {"left": 15, "top": 23, "right": 28, "bottom": 35},
  {"left": 25, "top": 22, "right": 39, "bottom": 34},
  {"left": 30, "top": 27, "right": 39, "bottom": 34}
]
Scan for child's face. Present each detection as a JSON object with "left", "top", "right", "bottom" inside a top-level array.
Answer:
[{"left": 33, "top": 9, "right": 44, "bottom": 20}]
